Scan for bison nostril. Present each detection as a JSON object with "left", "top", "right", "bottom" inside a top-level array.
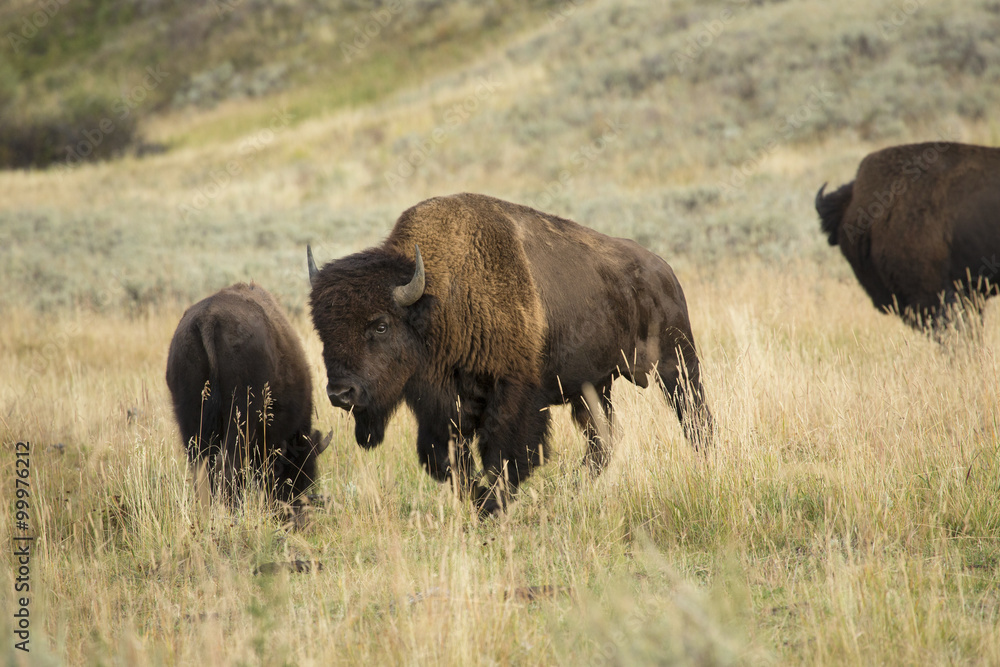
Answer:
[{"left": 327, "top": 381, "right": 358, "bottom": 407}]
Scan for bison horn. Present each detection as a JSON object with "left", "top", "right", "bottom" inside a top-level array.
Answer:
[
  {"left": 316, "top": 430, "right": 332, "bottom": 455},
  {"left": 393, "top": 244, "right": 425, "bottom": 307},
  {"left": 815, "top": 182, "right": 828, "bottom": 210},
  {"left": 307, "top": 245, "right": 319, "bottom": 287}
]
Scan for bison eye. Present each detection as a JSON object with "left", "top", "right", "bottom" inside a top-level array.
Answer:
[{"left": 374, "top": 322, "right": 388, "bottom": 335}]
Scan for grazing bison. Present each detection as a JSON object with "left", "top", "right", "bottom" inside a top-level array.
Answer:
[
  {"left": 166, "top": 283, "right": 329, "bottom": 504},
  {"left": 308, "top": 193, "right": 712, "bottom": 514},
  {"left": 816, "top": 141, "right": 1000, "bottom": 330}
]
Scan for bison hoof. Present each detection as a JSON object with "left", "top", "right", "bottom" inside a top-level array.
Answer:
[
  {"left": 477, "top": 497, "right": 504, "bottom": 519},
  {"left": 473, "top": 485, "right": 504, "bottom": 518}
]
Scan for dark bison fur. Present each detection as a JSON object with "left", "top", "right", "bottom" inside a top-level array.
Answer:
[
  {"left": 166, "top": 283, "right": 328, "bottom": 505},
  {"left": 816, "top": 142, "right": 1000, "bottom": 330},
  {"left": 309, "top": 193, "right": 712, "bottom": 513}
]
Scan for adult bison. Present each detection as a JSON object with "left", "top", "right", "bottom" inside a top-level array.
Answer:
[
  {"left": 308, "top": 193, "right": 712, "bottom": 514},
  {"left": 816, "top": 141, "right": 1000, "bottom": 330},
  {"left": 166, "top": 283, "right": 329, "bottom": 505}
]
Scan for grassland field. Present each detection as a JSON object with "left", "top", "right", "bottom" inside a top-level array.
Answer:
[{"left": 2, "top": 0, "right": 1000, "bottom": 664}]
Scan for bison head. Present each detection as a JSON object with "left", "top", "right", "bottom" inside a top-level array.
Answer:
[
  {"left": 308, "top": 245, "right": 429, "bottom": 448},
  {"left": 274, "top": 429, "right": 331, "bottom": 500}
]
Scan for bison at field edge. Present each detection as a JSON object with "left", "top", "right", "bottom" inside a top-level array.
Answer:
[
  {"left": 166, "top": 283, "right": 329, "bottom": 505},
  {"left": 308, "top": 193, "right": 712, "bottom": 514},
  {"left": 816, "top": 141, "right": 1000, "bottom": 330}
]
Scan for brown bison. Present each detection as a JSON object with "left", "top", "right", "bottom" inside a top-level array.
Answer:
[
  {"left": 166, "top": 283, "right": 329, "bottom": 504},
  {"left": 308, "top": 193, "right": 712, "bottom": 514},
  {"left": 816, "top": 141, "right": 1000, "bottom": 329}
]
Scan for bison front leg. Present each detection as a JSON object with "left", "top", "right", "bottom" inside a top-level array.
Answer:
[
  {"left": 415, "top": 419, "right": 477, "bottom": 497},
  {"left": 657, "top": 348, "right": 713, "bottom": 452},
  {"left": 672, "top": 380, "right": 713, "bottom": 451},
  {"left": 474, "top": 379, "right": 550, "bottom": 516}
]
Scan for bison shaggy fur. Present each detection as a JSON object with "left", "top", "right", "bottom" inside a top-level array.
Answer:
[
  {"left": 308, "top": 193, "right": 712, "bottom": 513},
  {"left": 166, "top": 283, "right": 327, "bottom": 504},
  {"left": 816, "top": 141, "right": 1000, "bottom": 329}
]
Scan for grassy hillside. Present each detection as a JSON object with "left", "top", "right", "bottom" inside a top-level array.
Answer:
[
  {"left": 2, "top": 0, "right": 1000, "bottom": 311},
  {"left": 1, "top": 0, "right": 999, "bottom": 664},
  {"left": 0, "top": 0, "right": 563, "bottom": 164}
]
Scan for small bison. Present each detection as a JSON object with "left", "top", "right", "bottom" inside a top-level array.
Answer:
[
  {"left": 816, "top": 141, "right": 1000, "bottom": 330},
  {"left": 308, "top": 193, "right": 711, "bottom": 514},
  {"left": 166, "top": 283, "right": 329, "bottom": 504}
]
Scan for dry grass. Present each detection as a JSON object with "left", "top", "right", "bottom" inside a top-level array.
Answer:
[
  {"left": 2, "top": 0, "right": 1000, "bottom": 663},
  {"left": 2, "top": 260, "right": 999, "bottom": 665}
]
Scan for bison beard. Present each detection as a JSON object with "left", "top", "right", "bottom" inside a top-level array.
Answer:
[
  {"left": 352, "top": 406, "right": 391, "bottom": 449},
  {"left": 309, "top": 193, "right": 712, "bottom": 515}
]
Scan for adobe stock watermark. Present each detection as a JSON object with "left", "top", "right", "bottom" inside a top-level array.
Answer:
[
  {"left": 341, "top": 0, "right": 405, "bottom": 63},
  {"left": 842, "top": 130, "right": 957, "bottom": 243},
  {"left": 13, "top": 442, "right": 33, "bottom": 653},
  {"left": 178, "top": 106, "right": 293, "bottom": 221},
  {"left": 525, "top": 119, "right": 625, "bottom": 211},
  {"left": 547, "top": 0, "right": 586, "bottom": 27},
  {"left": 5, "top": 0, "right": 72, "bottom": 56},
  {"left": 671, "top": 0, "right": 753, "bottom": 73},
  {"left": 717, "top": 84, "right": 836, "bottom": 198},
  {"left": 212, "top": 0, "right": 246, "bottom": 18},
  {"left": 59, "top": 65, "right": 169, "bottom": 168},
  {"left": 976, "top": 255, "right": 1000, "bottom": 284},
  {"left": 877, "top": 0, "right": 926, "bottom": 39},
  {"left": 383, "top": 75, "right": 503, "bottom": 192}
]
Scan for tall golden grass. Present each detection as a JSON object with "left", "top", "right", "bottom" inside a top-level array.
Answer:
[
  {"left": 2, "top": 0, "right": 1000, "bottom": 662},
  {"left": 2, "top": 258, "right": 998, "bottom": 664}
]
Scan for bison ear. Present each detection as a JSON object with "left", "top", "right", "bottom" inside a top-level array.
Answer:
[
  {"left": 307, "top": 245, "right": 319, "bottom": 288},
  {"left": 393, "top": 244, "right": 425, "bottom": 307}
]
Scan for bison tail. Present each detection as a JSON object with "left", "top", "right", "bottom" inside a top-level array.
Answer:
[
  {"left": 815, "top": 181, "right": 854, "bottom": 246},
  {"left": 195, "top": 321, "right": 224, "bottom": 461}
]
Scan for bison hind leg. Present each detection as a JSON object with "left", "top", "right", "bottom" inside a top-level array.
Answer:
[
  {"left": 215, "top": 400, "right": 267, "bottom": 508},
  {"left": 270, "top": 434, "right": 310, "bottom": 503},
  {"left": 573, "top": 380, "right": 614, "bottom": 476},
  {"left": 189, "top": 457, "right": 213, "bottom": 509}
]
